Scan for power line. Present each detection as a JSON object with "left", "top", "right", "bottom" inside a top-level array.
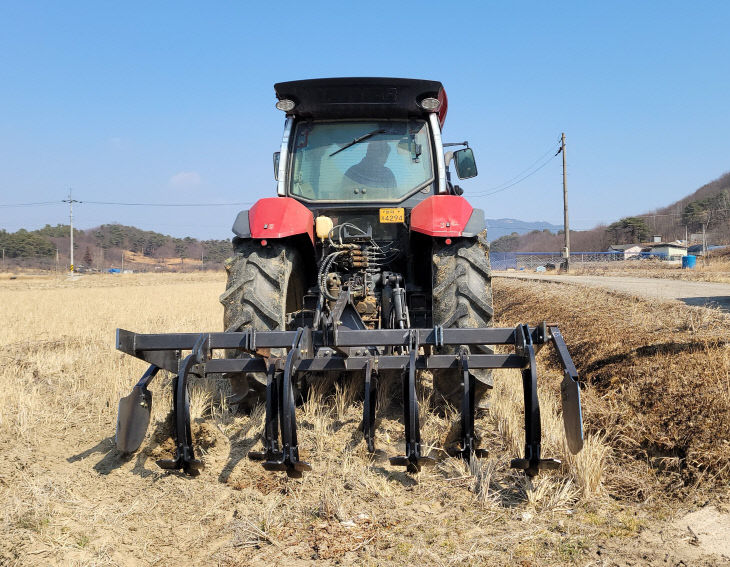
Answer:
[
  {"left": 469, "top": 138, "right": 561, "bottom": 197},
  {"left": 0, "top": 199, "right": 253, "bottom": 208},
  {"left": 0, "top": 201, "right": 62, "bottom": 208},
  {"left": 470, "top": 156, "right": 558, "bottom": 197},
  {"left": 487, "top": 140, "right": 561, "bottom": 190},
  {"left": 82, "top": 200, "right": 254, "bottom": 207}
]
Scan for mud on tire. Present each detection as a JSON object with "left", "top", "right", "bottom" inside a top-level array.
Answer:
[
  {"left": 431, "top": 229, "right": 494, "bottom": 408},
  {"left": 219, "top": 239, "right": 304, "bottom": 411}
]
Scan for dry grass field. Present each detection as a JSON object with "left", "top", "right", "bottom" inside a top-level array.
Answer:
[
  {"left": 568, "top": 256, "right": 730, "bottom": 283},
  {"left": 0, "top": 272, "right": 728, "bottom": 565}
]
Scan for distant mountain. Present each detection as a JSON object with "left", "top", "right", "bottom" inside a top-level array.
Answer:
[{"left": 486, "top": 218, "right": 563, "bottom": 241}]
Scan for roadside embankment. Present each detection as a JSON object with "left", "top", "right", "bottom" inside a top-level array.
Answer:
[{"left": 494, "top": 277, "right": 730, "bottom": 499}]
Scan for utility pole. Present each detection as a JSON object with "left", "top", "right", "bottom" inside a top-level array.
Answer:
[
  {"left": 121, "top": 249, "right": 124, "bottom": 273},
  {"left": 62, "top": 189, "right": 79, "bottom": 275},
  {"left": 560, "top": 133, "right": 570, "bottom": 271}
]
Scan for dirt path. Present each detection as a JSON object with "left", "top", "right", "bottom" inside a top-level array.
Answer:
[{"left": 496, "top": 272, "right": 730, "bottom": 311}]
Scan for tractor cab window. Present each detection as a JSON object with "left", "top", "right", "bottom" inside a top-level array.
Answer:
[{"left": 289, "top": 120, "right": 434, "bottom": 202}]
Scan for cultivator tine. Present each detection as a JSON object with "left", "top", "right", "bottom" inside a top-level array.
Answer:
[
  {"left": 449, "top": 349, "right": 488, "bottom": 462},
  {"left": 360, "top": 358, "right": 377, "bottom": 453},
  {"left": 249, "top": 362, "right": 282, "bottom": 463},
  {"left": 510, "top": 325, "right": 561, "bottom": 476},
  {"left": 156, "top": 334, "right": 208, "bottom": 475},
  {"left": 279, "top": 330, "right": 311, "bottom": 477},
  {"left": 116, "top": 364, "right": 159, "bottom": 453},
  {"left": 250, "top": 328, "right": 312, "bottom": 477},
  {"left": 549, "top": 326, "right": 584, "bottom": 454},
  {"left": 390, "top": 331, "right": 434, "bottom": 473}
]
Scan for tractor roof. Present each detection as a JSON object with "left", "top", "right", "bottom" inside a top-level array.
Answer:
[{"left": 274, "top": 77, "right": 447, "bottom": 126}]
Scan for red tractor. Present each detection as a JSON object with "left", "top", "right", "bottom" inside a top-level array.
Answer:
[
  {"left": 116, "top": 78, "right": 583, "bottom": 477},
  {"left": 221, "top": 78, "right": 493, "bottom": 412}
]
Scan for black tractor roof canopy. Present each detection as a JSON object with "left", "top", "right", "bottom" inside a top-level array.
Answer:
[{"left": 274, "top": 77, "right": 446, "bottom": 124}]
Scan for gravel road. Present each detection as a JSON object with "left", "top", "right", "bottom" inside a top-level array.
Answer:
[{"left": 496, "top": 272, "right": 730, "bottom": 311}]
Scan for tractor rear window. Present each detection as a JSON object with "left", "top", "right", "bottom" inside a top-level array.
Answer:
[{"left": 288, "top": 120, "right": 434, "bottom": 202}]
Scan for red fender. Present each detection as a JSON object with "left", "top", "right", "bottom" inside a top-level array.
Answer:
[
  {"left": 249, "top": 197, "right": 314, "bottom": 244},
  {"left": 410, "top": 195, "right": 473, "bottom": 237}
]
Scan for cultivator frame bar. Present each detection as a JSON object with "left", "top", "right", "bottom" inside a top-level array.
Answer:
[{"left": 115, "top": 322, "right": 584, "bottom": 478}]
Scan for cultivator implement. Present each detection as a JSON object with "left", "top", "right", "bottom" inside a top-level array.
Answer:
[{"left": 115, "top": 322, "right": 584, "bottom": 478}]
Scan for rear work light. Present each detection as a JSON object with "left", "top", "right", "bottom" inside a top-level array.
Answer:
[
  {"left": 419, "top": 97, "right": 441, "bottom": 111},
  {"left": 276, "top": 99, "right": 296, "bottom": 112}
]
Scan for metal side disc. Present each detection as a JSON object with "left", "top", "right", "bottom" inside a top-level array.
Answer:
[
  {"left": 561, "top": 372, "right": 584, "bottom": 454},
  {"left": 116, "top": 386, "right": 152, "bottom": 453}
]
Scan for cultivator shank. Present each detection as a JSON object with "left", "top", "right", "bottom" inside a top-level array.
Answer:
[{"left": 115, "top": 322, "right": 584, "bottom": 477}]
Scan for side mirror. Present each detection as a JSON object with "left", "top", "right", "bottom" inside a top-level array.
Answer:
[
  {"left": 453, "top": 148, "right": 478, "bottom": 179},
  {"left": 273, "top": 152, "right": 280, "bottom": 181}
]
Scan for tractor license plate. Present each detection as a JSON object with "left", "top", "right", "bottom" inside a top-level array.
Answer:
[{"left": 379, "top": 208, "right": 404, "bottom": 223}]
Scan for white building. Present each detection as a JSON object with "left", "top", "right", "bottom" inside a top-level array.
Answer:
[
  {"left": 649, "top": 242, "right": 687, "bottom": 259},
  {"left": 608, "top": 244, "right": 644, "bottom": 259}
]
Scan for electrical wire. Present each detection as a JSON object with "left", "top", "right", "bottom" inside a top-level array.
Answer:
[
  {"left": 0, "top": 199, "right": 253, "bottom": 208},
  {"left": 470, "top": 153, "right": 559, "bottom": 198},
  {"left": 82, "top": 200, "right": 254, "bottom": 207},
  {"left": 467, "top": 138, "right": 561, "bottom": 198},
  {"left": 484, "top": 140, "right": 561, "bottom": 191},
  {"left": 0, "top": 201, "right": 63, "bottom": 208}
]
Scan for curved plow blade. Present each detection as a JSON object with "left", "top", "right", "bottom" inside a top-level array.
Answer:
[
  {"left": 116, "top": 386, "right": 152, "bottom": 453},
  {"left": 561, "top": 371, "right": 584, "bottom": 454}
]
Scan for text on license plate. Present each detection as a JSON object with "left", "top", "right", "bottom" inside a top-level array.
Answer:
[{"left": 379, "top": 208, "right": 405, "bottom": 223}]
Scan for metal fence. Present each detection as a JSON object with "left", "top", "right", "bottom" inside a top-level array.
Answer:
[{"left": 491, "top": 251, "right": 627, "bottom": 270}]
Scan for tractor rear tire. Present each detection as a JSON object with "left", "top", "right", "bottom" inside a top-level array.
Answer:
[
  {"left": 431, "top": 230, "right": 494, "bottom": 409},
  {"left": 219, "top": 239, "right": 304, "bottom": 411}
]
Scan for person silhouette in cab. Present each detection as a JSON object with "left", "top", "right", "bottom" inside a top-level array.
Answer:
[{"left": 344, "top": 141, "right": 396, "bottom": 189}]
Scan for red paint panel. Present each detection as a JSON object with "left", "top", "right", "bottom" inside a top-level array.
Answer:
[
  {"left": 249, "top": 197, "right": 314, "bottom": 243},
  {"left": 410, "top": 195, "right": 473, "bottom": 237}
]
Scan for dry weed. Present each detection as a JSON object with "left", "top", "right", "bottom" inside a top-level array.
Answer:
[
  {"left": 568, "top": 257, "right": 730, "bottom": 284},
  {"left": 333, "top": 376, "right": 359, "bottom": 422},
  {"left": 495, "top": 277, "right": 730, "bottom": 497},
  {"left": 0, "top": 273, "right": 631, "bottom": 566}
]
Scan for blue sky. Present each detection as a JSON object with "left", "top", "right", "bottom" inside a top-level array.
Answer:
[{"left": 1, "top": 1, "right": 728, "bottom": 239}]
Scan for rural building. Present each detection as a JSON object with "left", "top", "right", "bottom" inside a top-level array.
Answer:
[
  {"left": 687, "top": 244, "right": 728, "bottom": 256},
  {"left": 648, "top": 242, "right": 687, "bottom": 259},
  {"left": 608, "top": 244, "right": 644, "bottom": 259}
]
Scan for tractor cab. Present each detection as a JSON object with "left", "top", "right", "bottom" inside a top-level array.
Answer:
[{"left": 272, "top": 78, "right": 478, "bottom": 207}]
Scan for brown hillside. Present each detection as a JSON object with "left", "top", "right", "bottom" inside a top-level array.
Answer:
[
  {"left": 492, "top": 170, "right": 730, "bottom": 252},
  {"left": 644, "top": 171, "right": 730, "bottom": 242}
]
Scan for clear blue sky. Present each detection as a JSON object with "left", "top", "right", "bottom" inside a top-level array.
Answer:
[{"left": 1, "top": 1, "right": 729, "bottom": 239}]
